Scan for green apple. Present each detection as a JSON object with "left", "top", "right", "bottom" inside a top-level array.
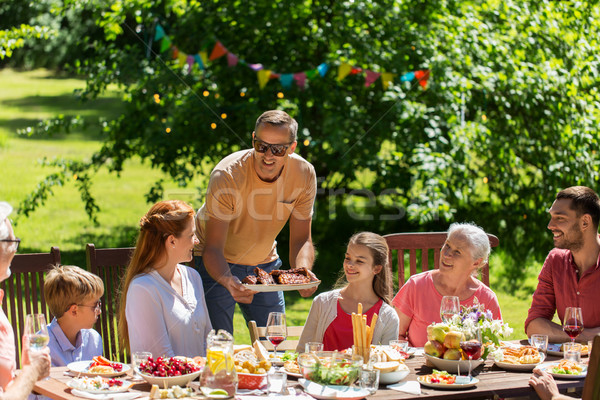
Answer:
[{"left": 431, "top": 324, "right": 450, "bottom": 343}]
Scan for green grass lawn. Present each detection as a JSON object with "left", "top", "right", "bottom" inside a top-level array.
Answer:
[{"left": 1, "top": 68, "right": 542, "bottom": 345}]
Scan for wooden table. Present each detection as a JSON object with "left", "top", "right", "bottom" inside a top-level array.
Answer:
[{"left": 34, "top": 355, "right": 586, "bottom": 400}]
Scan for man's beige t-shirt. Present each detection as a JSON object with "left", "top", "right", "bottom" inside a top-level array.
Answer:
[{"left": 194, "top": 149, "right": 316, "bottom": 266}]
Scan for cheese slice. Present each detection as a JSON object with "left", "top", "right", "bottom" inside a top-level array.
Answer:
[{"left": 253, "top": 340, "right": 269, "bottom": 361}]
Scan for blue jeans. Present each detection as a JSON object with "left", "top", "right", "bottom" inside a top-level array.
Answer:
[{"left": 194, "top": 256, "right": 285, "bottom": 335}]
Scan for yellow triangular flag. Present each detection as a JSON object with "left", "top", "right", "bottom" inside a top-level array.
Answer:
[
  {"left": 178, "top": 51, "right": 187, "bottom": 67},
  {"left": 337, "top": 63, "right": 352, "bottom": 82},
  {"left": 381, "top": 72, "right": 396, "bottom": 89},
  {"left": 199, "top": 51, "right": 208, "bottom": 66},
  {"left": 258, "top": 69, "right": 272, "bottom": 89}
]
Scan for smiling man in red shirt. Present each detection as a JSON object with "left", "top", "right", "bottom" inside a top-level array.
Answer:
[{"left": 525, "top": 186, "right": 600, "bottom": 343}]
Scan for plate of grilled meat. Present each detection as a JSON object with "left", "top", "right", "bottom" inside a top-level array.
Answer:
[{"left": 242, "top": 267, "right": 321, "bottom": 292}]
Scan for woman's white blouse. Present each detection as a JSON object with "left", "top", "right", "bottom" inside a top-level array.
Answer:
[{"left": 126, "top": 264, "right": 212, "bottom": 358}]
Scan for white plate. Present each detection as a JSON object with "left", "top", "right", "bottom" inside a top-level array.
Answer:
[
  {"left": 283, "top": 368, "right": 302, "bottom": 378},
  {"left": 242, "top": 281, "right": 320, "bottom": 292},
  {"left": 538, "top": 363, "right": 587, "bottom": 379},
  {"left": 299, "top": 379, "right": 370, "bottom": 400},
  {"left": 494, "top": 353, "right": 545, "bottom": 371},
  {"left": 424, "top": 354, "right": 484, "bottom": 374},
  {"left": 67, "top": 378, "right": 133, "bottom": 393},
  {"left": 417, "top": 375, "right": 479, "bottom": 389},
  {"left": 67, "top": 360, "right": 130, "bottom": 377},
  {"left": 546, "top": 343, "right": 589, "bottom": 357}
]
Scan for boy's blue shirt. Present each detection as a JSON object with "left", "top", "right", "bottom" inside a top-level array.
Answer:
[{"left": 47, "top": 317, "right": 103, "bottom": 366}]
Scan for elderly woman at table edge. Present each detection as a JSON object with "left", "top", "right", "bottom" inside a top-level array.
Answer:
[
  {"left": 0, "top": 202, "right": 51, "bottom": 400},
  {"left": 118, "top": 200, "right": 212, "bottom": 358},
  {"left": 297, "top": 232, "right": 399, "bottom": 352},
  {"left": 393, "top": 222, "right": 502, "bottom": 347}
]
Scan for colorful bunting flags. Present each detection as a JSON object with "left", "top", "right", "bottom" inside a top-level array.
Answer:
[
  {"left": 154, "top": 25, "right": 166, "bottom": 41},
  {"left": 364, "top": 70, "right": 381, "bottom": 87},
  {"left": 227, "top": 53, "right": 239, "bottom": 67},
  {"left": 151, "top": 23, "right": 430, "bottom": 91},
  {"left": 381, "top": 72, "right": 396, "bottom": 89},
  {"left": 337, "top": 63, "right": 352, "bottom": 82},
  {"left": 209, "top": 41, "right": 228, "bottom": 61},
  {"left": 257, "top": 69, "right": 272, "bottom": 89}
]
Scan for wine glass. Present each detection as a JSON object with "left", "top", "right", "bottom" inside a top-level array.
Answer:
[
  {"left": 25, "top": 314, "right": 49, "bottom": 352},
  {"left": 459, "top": 327, "right": 482, "bottom": 380},
  {"left": 563, "top": 307, "right": 584, "bottom": 343},
  {"left": 266, "top": 312, "right": 287, "bottom": 357},
  {"left": 440, "top": 296, "right": 460, "bottom": 323}
]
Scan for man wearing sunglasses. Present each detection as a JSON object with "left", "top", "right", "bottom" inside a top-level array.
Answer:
[{"left": 194, "top": 110, "right": 317, "bottom": 333}]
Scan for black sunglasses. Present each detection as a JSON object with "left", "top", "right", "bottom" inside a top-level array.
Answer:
[{"left": 252, "top": 139, "right": 292, "bottom": 157}]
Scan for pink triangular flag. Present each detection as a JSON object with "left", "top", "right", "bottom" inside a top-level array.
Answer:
[
  {"left": 227, "top": 53, "right": 239, "bottom": 67},
  {"left": 364, "top": 70, "right": 381, "bottom": 87},
  {"left": 293, "top": 72, "right": 307, "bottom": 89}
]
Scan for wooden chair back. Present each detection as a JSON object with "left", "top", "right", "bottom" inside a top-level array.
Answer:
[
  {"left": 384, "top": 232, "right": 499, "bottom": 292},
  {"left": 583, "top": 333, "right": 600, "bottom": 400},
  {"left": 86, "top": 243, "right": 134, "bottom": 363},
  {"left": 0, "top": 247, "right": 60, "bottom": 368},
  {"left": 247, "top": 320, "right": 304, "bottom": 352}
]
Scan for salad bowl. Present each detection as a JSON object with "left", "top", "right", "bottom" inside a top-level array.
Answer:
[{"left": 297, "top": 351, "right": 363, "bottom": 386}]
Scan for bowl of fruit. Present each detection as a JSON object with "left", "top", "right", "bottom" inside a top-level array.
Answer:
[
  {"left": 297, "top": 351, "right": 362, "bottom": 386},
  {"left": 137, "top": 356, "right": 202, "bottom": 388}
]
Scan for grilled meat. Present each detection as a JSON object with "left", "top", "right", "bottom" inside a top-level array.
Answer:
[
  {"left": 243, "top": 267, "right": 319, "bottom": 285},
  {"left": 255, "top": 267, "right": 275, "bottom": 284},
  {"left": 242, "top": 275, "right": 258, "bottom": 284}
]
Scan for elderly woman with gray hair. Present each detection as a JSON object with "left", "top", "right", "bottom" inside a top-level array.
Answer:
[
  {"left": 0, "top": 202, "right": 50, "bottom": 400},
  {"left": 392, "top": 222, "right": 502, "bottom": 347}
]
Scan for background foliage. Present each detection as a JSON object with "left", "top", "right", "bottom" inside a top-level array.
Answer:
[{"left": 3, "top": 0, "right": 600, "bottom": 291}]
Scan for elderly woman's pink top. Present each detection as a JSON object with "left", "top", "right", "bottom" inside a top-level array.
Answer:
[
  {"left": 0, "top": 289, "right": 16, "bottom": 391},
  {"left": 392, "top": 271, "right": 502, "bottom": 347}
]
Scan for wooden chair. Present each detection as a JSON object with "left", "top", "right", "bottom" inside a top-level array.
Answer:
[
  {"left": 247, "top": 320, "right": 304, "bottom": 352},
  {"left": 0, "top": 247, "right": 60, "bottom": 368},
  {"left": 384, "top": 232, "right": 499, "bottom": 292},
  {"left": 86, "top": 243, "right": 134, "bottom": 363},
  {"left": 583, "top": 333, "right": 600, "bottom": 400}
]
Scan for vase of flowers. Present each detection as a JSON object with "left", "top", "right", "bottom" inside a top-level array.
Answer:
[{"left": 445, "top": 297, "right": 513, "bottom": 360}]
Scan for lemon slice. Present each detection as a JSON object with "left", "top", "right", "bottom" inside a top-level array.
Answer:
[{"left": 209, "top": 389, "right": 228, "bottom": 396}]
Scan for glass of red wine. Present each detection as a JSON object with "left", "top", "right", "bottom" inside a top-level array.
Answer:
[
  {"left": 459, "top": 327, "right": 482, "bottom": 380},
  {"left": 266, "top": 312, "right": 287, "bottom": 357},
  {"left": 563, "top": 307, "right": 584, "bottom": 343}
]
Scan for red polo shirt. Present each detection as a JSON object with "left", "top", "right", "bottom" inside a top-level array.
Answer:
[{"left": 525, "top": 243, "right": 600, "bottom": 331}]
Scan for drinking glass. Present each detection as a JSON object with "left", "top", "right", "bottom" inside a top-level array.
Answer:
[
  {"left": 266, "top": 312, "right": 287, "bottom": 357},
  {"left": 24, "top": 314, "right": 49, "bottom": 352},
  {"left": 389, "top": 339, "right": 409, "bottom": 352},
  {"left": 563, "top": 342, "right": 581, "bottom": 363},
  {"left": 459, "top": 327, "right": 482, "bottom": 380},
  {"left": 531, "top": 334, "right": 548, "bottom": 356},
  {"left": 268, "top": 371, "right": 287, "bottom": 394},
  {"left": 305, "top": 342, "right": 323, "bottom": 353},
  {"left": 440, "top": 296, "right": 460, "bottom": 323},
  {"left": 563, "top": 307, "right": 584, "bottom": 343},
  {"left": 132, "top": 351, "right": 152, "bottom": 379},
  {"left": 359, "top": 368, "right": 380, "bottom": 395}
]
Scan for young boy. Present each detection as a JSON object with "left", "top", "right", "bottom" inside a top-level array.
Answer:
[{"left": 43, "top": 265, "right": 104, "bottom": 366}]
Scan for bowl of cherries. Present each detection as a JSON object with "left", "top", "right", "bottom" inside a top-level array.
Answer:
[{"left": 137, "top": 356, "right": 203, "bottom": 388}]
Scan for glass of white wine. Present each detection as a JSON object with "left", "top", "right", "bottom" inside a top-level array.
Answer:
[{"left": 25, "top": 314, "right": 49, "bottom": 352}]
